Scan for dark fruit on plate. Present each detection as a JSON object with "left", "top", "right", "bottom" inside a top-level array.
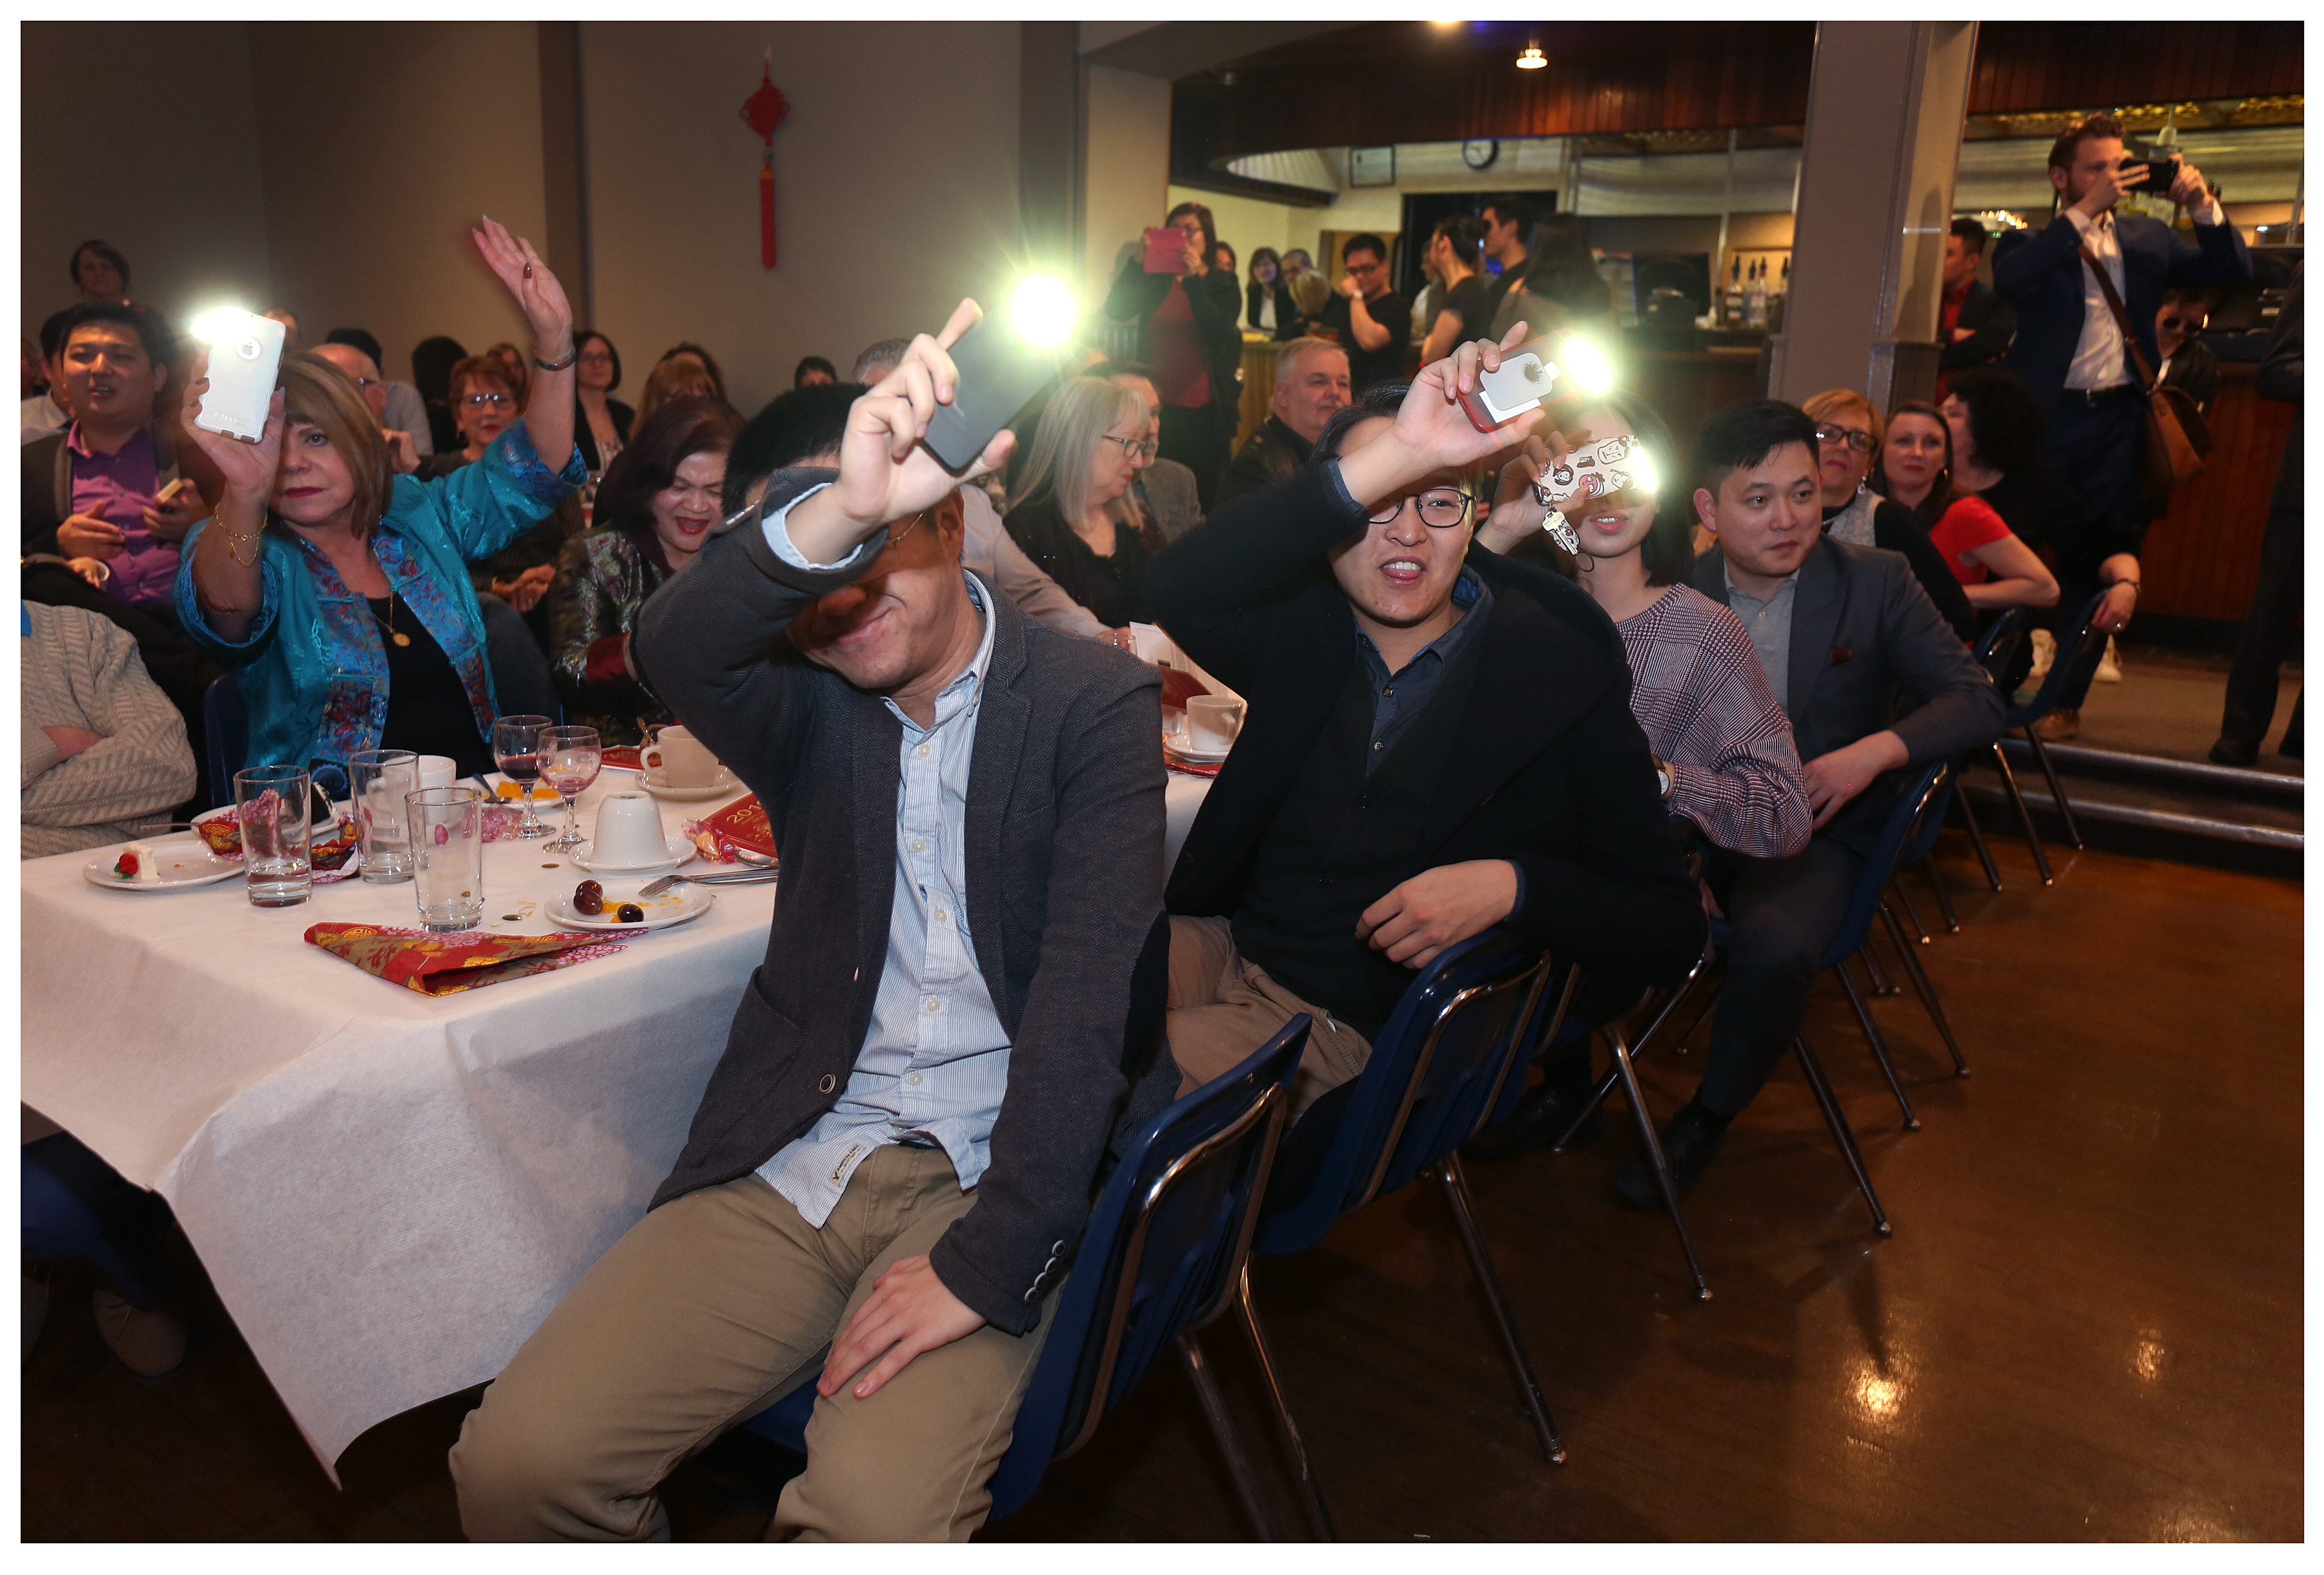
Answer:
[
  {"left": 573, "top": 883, "right": 604, "bottom": 916},
  {"left": 615, "top": 903, "right": 645, "bottom": 923}
]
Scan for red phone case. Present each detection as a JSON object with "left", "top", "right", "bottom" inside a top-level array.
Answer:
[{"left": 1143, "top": 227, "right": 1185, "bottom": 273}]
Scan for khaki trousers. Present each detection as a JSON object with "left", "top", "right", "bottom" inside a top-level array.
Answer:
[
  {"left": 1165, "top": 915, "right": 1374, "bottom": 1121},
  {"left": 450, "top": 1144, "right": 1057, "bottom": 1542}
]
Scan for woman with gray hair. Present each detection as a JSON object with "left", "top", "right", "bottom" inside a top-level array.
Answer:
[{"left": 1002, "top": 376, "right": 1155, "bottom": 628}]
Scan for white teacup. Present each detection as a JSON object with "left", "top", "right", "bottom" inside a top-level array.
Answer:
[
  {"left": 589, "top": 791, "right": 669, "bottom": 868},
  {"left": 1186, "top": 696, "right": 1245, "bottom": 753},
  {"left": 414, "top": 754, "right": 457, "bottom": 792},
  {"left": 643, "top": 725, "right": 719, "bottom": 789}
]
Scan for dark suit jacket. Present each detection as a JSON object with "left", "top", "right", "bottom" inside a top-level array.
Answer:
[
  {"left": 1689, "top": 539, "right": 2004, "bottom": 854},
  {"left": 1992, "top": 209, "right": 2252, "bottom": 409},
  {"left": 1149, "top": 466, "right": 1706, "bottom": 993},
  {"left": 2259, "top": 264, "right": 2302, "bottom": 516},
  {"left": 1219, "top": 415, "right": 1312, "bottom": 504},
  {"left": 1937, "top": 280, "right": 2017, "bottom": 371},
  {"left": 21, "top": 425, "right": 190, "bottom": 557},
  {"left": 633, "top": 470, "right": 1175, "bottom": 1335}
]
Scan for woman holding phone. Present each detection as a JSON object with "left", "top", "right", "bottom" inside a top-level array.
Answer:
[
  {"left": 175, "top": 219, "right": 586, "bottom": 781},
  {"left": 1104, "top": 201, "right": 1241, "bottom": 508}
]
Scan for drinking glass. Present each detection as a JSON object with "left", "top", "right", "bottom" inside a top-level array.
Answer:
[
  {"left": 491, "top": 714, "right": 555, "bottom": 838},
  {"left": 348, "top": 748, "right": 418, "bottom": 883},
  {"left": 538, "top": 725, "right": 603, "bottom": 854},
  {"left": 408, "top": 785, "right": 485, "bottom": 932},
  {"left": 234, "top": 765, "right": 312, "bottom": 907}
]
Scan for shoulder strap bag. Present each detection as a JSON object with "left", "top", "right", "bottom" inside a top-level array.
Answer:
[{"left": 2079, "top": 238, "right": 2210, "bottom": 500}]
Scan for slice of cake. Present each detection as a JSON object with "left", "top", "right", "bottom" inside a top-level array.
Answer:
[{"left": 114, "top": 841, "right": 165, "bottom": 883}]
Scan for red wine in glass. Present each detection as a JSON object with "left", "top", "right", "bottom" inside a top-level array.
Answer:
[{"left": 491, "top": 715, "right": 554, "bottom": 838}]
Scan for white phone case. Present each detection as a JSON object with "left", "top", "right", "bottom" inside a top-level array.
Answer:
[
  {"left": 192, "top": 311, "right": 286, "bottom": 443},
  {"left": 1473, "top": 350, "right": 1561, "bottom": 426}
]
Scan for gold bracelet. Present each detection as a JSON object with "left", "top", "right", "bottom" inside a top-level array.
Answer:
[{"left": 215, "top": 520, "right": 264, "bottom": 568}]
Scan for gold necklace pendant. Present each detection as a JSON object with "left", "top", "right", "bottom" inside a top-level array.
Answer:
[{"left": 392, "top": 631, "right": 413, "bottom": 647}]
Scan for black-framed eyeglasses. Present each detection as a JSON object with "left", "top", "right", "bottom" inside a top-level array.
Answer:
[
  {"left": 460, "top": 392, "right": 513, "bottom": 409},
  {"left": 1367, "top": 487, "right": 1473, "bottom": 528},
  {"left": 1815, "top": 423, "right": 1875, "bottom": 454},
  {"left": 1097, "top": 433, "right": 1146, "bottom": 459}
]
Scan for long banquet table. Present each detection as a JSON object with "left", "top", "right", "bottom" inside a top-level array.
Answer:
[{"left": 22, "top": 767, "right": 1215, "bottom": 1473}]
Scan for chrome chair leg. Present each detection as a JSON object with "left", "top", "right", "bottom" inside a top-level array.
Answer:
[
  {"left": 1879, "top": 901, "right": 1972, "bottom": 1078},
  {"left": 1990, "top": 740, "right": 2054, "bottom": 886},
  {"left": 1549, "top": 967, "right": 1708, "bottom": 1152},
  {"left": 1179, "top": 1334, "right": 1284, "bottom": 1541},
  {"left": 1432, "top": 1155, "right": 1565, "bottom": 1463},
  {"left": 1860, "top": 928, "right": 1901, "bottom": 997},
  {"left": 2023, "top": 726, "right": 2086, "bottom": 850},
  {"left": 1890, "top": 878, "right": 1931, "bottom": 946},
  {"left": 1919, "top": 854, "right": 1961, "bottom": 934},
  {"left": 1232, "top": 1273, "right": 1339, "bottom": 1541},
  {"left": 1837, "top": 952, "right": 1919, "bottom": 1131},
  {"left": 1954, "top": 782, "right": 2003, "bottom": 892},
  {"left": 1604, "top": 1024, "right": 1711, "bottom": 1300},
  {"left": 1793, "top": 1037, "right": 1891, "bottom": 1237}
]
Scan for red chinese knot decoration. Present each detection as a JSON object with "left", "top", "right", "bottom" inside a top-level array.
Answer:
[{"left": 739, "top": 51, "right": 790, "bottom": 269}]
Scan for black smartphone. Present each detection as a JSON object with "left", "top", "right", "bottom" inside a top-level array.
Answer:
[
  {"left": 2127, "top": 157, "right": 2181, "bottom": 192},
  {"left": 921, "top": 318, "right": 1068, "bottom": 474}
]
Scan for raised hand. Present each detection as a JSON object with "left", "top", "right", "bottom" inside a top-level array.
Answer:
[
  {"left": 471, "top": 216, "right": 573, "bottom": 351},
  {"left": 1336, "top": 322, "right": 1539, "bottom": 511},
  {"left": 183, "top": 383, "right": 286, "bottom": 501}
]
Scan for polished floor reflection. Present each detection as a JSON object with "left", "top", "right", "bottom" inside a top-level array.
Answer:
[{"left": 20, "top": 831, "right": 2302, "bottom": 1541}]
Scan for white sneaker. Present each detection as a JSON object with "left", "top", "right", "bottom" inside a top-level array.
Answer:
[
  {"left": 2094, "top": 635, "right": 2124, "bottom": 684},
  {"left": 2026, "top": 628, "right": 2056, "bottom": 685},
  {"left": 93, "top": 1287, "right": 188, "bottom": 1380}
]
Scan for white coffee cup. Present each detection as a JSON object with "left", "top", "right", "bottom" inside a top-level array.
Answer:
[
  {"left": 1186, "top": 696, "right": 1245, "bottom": 753},
  {"left": 643, "top": 725, "right": 719, "bottom": 789},
  {"left": 414, "top": 754, "right": 456, "bottom": 792},
  {"left": 589, "top": 791, "right": 669, "bottom": 869}
]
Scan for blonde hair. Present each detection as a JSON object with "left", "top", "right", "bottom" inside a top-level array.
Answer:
[
  {"left": 635, "top": 358, "right": 722, "bottom": 427},
  {"left": 1801, "top": 387, "right": 1884, "bottom": 447},
  {"left": 276, "top": 352, "right": 391, "bottom": 538},
  {"left": 1010, "top": 377, "right": 1145, "bottom": 525}
]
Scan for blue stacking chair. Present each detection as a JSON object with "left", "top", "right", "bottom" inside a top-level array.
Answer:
[
  {"left": 1240, "top": 931, "right": 1557, "bottom": 1503},
  {"left": 744, "top": 1016, "right": 1314, "bottom": 1538},
  {"left": 1981, "top": 593, "right": 2110, "bottom": 886},
  {"left": 203, "top": 674, "right": 248, "bottom": 805}
]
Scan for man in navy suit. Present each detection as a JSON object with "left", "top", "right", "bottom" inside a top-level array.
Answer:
[{"left": 1990, "top": 112, "right": 2248, "bottom": 737}]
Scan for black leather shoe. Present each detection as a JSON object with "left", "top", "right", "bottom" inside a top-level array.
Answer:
[
  {"left": 2208, "top": 736, "right": 2260, "bottom": 768},
  {"left": 1462, "top": 1080, "right": 1604, "bottom": 1163},
  {"left": 1615, "top": 1104, "right": 1726, "bottom": 1210}
]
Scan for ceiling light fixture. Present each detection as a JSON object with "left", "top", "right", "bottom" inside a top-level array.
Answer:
[{"left": 1516, "top": 42, "right": 1546, "bottom": 70}]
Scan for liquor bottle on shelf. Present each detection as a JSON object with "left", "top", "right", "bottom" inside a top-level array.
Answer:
[{"left": 1746, "top": 260, "right": 1769, "bottom": 329}]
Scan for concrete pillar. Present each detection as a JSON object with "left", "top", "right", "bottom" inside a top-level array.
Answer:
[
  {"left": 1771, "top": 21, "right": 1978, "bottom": 409},
  {"left": 1079, "top": 63, "right": 1173, "bottom": 307}
]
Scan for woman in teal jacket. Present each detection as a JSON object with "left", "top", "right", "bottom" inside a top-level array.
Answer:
[{"left": 177, "top": 220, "right": 584, "bottom": 782}]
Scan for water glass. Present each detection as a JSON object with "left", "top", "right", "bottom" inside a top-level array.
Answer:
[
  {"left": 539, "top": 725, "right": 603, "bottom": 854},
  {"left": 492, "top": 714, "right": 555, "bottom": 838},
  {"left": 408, "top": 785, "right": 485, "bottom": 932},
  {"left": 234, "top": 765, "right": 312, "bottom": 907},
  {"left": 349, "top": 748, "right": 418, "bottom": 883}
]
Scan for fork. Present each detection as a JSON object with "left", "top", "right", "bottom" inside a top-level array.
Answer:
[{"left": 638, "top": 869, "right": 777, "bottom": 897}]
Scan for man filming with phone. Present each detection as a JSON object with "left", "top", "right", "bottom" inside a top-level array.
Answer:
[
  {"left": 453, "top": 302, "right": 1177, "bottom": 1541},
  {"left": 1989, "top": 112, "right": 2249, "bottom": 736}
]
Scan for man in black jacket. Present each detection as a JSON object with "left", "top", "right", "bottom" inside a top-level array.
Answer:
[
  {"left": 1935, "top": 217, "right": 2016, "bottom": 398},
  {"left": 1150, "top": 356, "right": 1706, "bottom": 1120},
  {"left": 1640, "top": 401, "right": 2004, "bottom": 1206},
  {"left": 453, "top": 307, "right": 1175, "bottom": 1541},
  {"left": 1219, "top": 337, "right": 1351, "bottom": 502}
]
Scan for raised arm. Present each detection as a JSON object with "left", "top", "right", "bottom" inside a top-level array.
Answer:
[{"left": 471, "top": 218, "right": 576, "bottom": 475}]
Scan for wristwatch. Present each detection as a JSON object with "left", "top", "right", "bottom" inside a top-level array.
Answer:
[{"left": 1654, "top": 758, "right": 1673, "bottom": 801}]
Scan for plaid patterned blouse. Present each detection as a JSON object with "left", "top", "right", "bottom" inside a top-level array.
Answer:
[{"left": 1616, "top": 584, "right": 1813, "bottom": 860}]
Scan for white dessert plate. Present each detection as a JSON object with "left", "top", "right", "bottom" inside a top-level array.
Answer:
[
  {"left": 1163, "top": 732, "right": 1231, "bottom": 764},
  {"left": 83, "top": 840, "right": 243, "bottom": 892},
  {"left": 546, "top": 880, "right": 716, "bottom": 933},
  {"left": 640, "top": 767, "right": 742, "bottom": 803},
  {"left": 569, "top": 835, "right": 697, "bottom": 876}
]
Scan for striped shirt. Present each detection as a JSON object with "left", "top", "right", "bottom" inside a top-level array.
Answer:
[{"left": 1615, "top": 584, "right": 1812, "bottom": 860}]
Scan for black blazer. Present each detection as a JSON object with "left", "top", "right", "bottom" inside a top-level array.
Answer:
[
  {"left": 1937, "top": 280, "right": 2017, "bottom": 372},
  {"left": 1689, "top": 537, "right": 2004, "bottom": 853},
  {"left": 21, "top": 426, "right": 189, "bottom": 557},
  {"left": 633, "top": 470, "right": 1176, "bottom": 1334},
  {"left": 1219, "top": 415, "right": 1312, "bottom": 503},
  {"left": 1105, "top": 259, "right": 1243, "bottom": 411},
  {"left": 574, "top": 396, "right": 635, "bottom": 473},
  {"left": 1992, "top": 210, "right": 2250, "bottom": 411},
  {"left": 1245, "top": 279, "right": 1307, "bottom": 342},
  {"left": 1148, "top": 466, "right": 1706, "bottom": 991},
  {"left": 1003, "top": 495, "right": 1152, "bottom": 628}
]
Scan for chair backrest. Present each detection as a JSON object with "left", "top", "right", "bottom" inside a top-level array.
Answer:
[
  {"left": 1973, "top": 605, "right": 2030, "bottom": 680},
  {"left": 1815, "top": 760, "right": 1953, "bottom": 970},
  {"left": 983, "top": 1014, "right": 1310, "bottom": 1520},
  {"left": 2005, "top": 592, "right": 2108, "bottom": 728},
  {"left": 203, "top": 674, "right": 247, "bottom": 806},
  {"left": 1255, "top": 931, "right": 1544, "bottom": 1257}
]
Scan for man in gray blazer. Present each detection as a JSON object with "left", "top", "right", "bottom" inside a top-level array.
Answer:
[
  {"left": 1622, "top": 400, "right": 2002, "bottom": 1208},
  {"left": 454, "top": 309, "right": 1175, "bottom": 1541}
]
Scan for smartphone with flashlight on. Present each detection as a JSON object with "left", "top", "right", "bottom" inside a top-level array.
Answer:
[
  {"left": 921, "top": 280, "right": 1078, "bottom": 473},
  {"left": 1457, "top": 331, "right": 1615, "bottom": 433},
  {"left": 191, "top": 309, "right": 286, "bottom": 444}
]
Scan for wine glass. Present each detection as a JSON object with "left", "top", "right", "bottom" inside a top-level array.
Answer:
[
  {"left": 538, "top": 725, "right": 603, "bottom": 854},
  {"left": 491, "top": 714, "right": 554, "bottom": 838}
]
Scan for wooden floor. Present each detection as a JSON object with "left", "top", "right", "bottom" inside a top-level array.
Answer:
[{"left": 21, "top": 831, "right": 2303, "bottom": 1541}]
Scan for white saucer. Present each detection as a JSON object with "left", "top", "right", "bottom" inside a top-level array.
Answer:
[
  {"left": 569, "top": 834, "right": 697, "bottom": 875},
  {"left": 547, "top": 880, "right": 715, "bottom": 932},
  {"left": 83, "top": 839, "right": 243, "bottom": 892},
  {"left": 640, "top": 768, "right": 741, "bottom": 803},
  {"left": 1163, "top": 734, "right": 1231, "bottom": 765}
]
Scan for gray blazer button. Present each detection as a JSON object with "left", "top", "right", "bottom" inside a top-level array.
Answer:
[
  {"left": 1052, "top": 1240, "right": 1066, "bottom": 1252},
  {"left": 818, "top": 1074, "right": 837, "bottom": 1094},
  {"left": 1023, "top": 1287, "right": 1037, "bottom": 1302}
]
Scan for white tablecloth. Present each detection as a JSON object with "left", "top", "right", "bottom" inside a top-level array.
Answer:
[
  {"left": 1164, "top": 772, "right": 1210, "bottom": 875},
  {"left": 19, "top": 774, "right": 773, "bottom": 1473}
]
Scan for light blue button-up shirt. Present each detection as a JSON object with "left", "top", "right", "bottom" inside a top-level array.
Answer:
[{"left": 753, "top": 486, "right": 1014, "bottom": 1226}]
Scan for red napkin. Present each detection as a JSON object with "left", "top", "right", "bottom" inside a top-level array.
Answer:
[
  {"left": 697, "top": 794, "right": 775, "bottom": 858},
  {"left": 1165, "top": 752, "right": 1222, "bottom": 779},
  {"left": 601, "top": 745, "right": 644, "bottom": 772},
  {"left": 306, "top": 923, "right": 628, "bottom": 996}
]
